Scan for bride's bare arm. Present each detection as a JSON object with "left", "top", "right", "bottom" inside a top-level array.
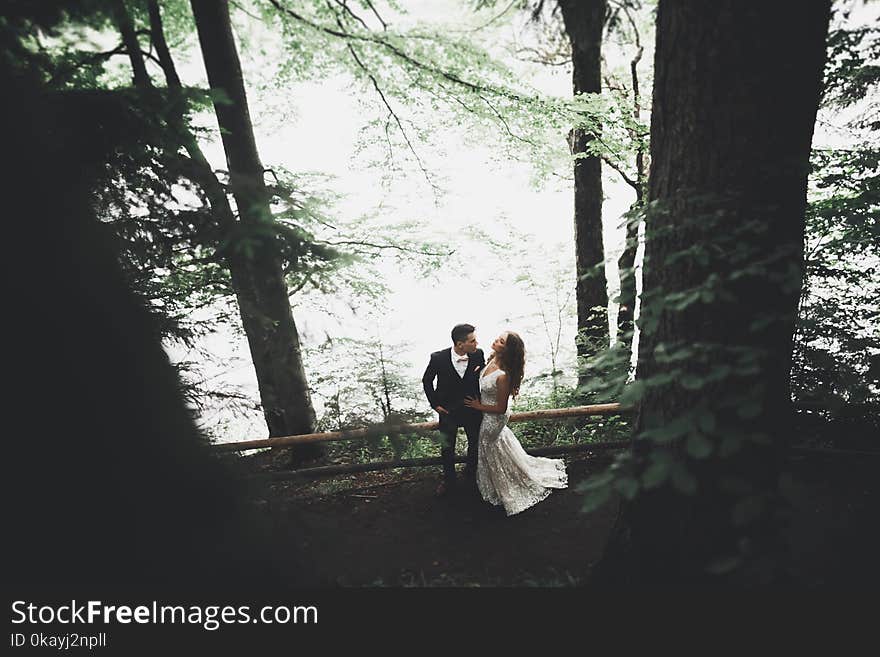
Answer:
[{"left": 463, "top": 374, "right": 510, "bottom": 414}]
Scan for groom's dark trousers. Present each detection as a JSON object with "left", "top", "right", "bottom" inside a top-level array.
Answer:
[{"left": 422, "top": 347, "right": 485, "bottom": 486}]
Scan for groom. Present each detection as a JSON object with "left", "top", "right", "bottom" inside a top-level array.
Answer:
[{"left": 422, "top": 324, "right": 486, "bottom": 496}]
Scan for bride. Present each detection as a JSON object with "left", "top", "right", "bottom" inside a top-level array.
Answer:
[{"left": 463, "top": 331, "right": 568, "bottom": 516}]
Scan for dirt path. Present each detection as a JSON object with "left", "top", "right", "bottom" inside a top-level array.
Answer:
[
  {"left": 238, "top": 449, "right": 879, "bottom": 587},
  {"left": 247, "top": 452, "right": 618, "bottom": 586}
]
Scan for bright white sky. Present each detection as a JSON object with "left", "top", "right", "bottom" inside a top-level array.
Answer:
[{"left": 164, "top": 0, "right": 877, "bottom": 443}]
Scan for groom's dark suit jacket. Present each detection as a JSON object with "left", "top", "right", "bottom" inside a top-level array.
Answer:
[{"left": 422, "top": 348, "right": 485, "bottom": 423}]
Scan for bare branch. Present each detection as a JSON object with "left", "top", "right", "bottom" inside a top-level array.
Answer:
[
  {"left": 363, "top": 0, "right": 388, "bottom": 30},
  {"left": 319, "top": 239, "right": 453, "bottom": 257},
  {"left": 477, "top": 92, "right": 538, "bottom": 147},
  {"left": 287, "top": 271, "right": 316, "bottom": 297},
  {"left": 603, "top": 73, "right": 628, "bottom": 94},
  {"left": 470, "top": 0, "right": 520, "bottom": 32},
  {"left": 514, "top": 44, "right": 571, "bottom": 67},
  {"left": 327, "top": 11, "right": 439, "bottom": 196},
  {"left": 274, "top": 201, "right": 338, "bottom": 230},
  {"left": 620, "top": 2, "right": 642, "bottom": 51},
  {"left": 332, "top": 0, "right": 370, "bottom": 31},
  {"left": 229, "top": 0, "right": 264, "bottom": 22},
  {"left": 601, "top": 154, "right": 639, "bottom": 191}
]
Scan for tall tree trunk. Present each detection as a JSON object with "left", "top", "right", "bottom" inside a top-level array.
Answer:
[
  {"left": 592, "top": 0, "right": 831, "bottom": 587},
  {"left": 558, "top": 0, "right": 609, "bottom": 389},
  {"left": 615, "top": 208, "right": 638, "bottom": 345},
  {"left": 615, "top": 29, "right": 645, "bottom": 349},
  {"left": 112, "top": 0, "right": 152, "bottom": 88},
  {"left": 189, "top": 0, "right": 319, "bottom": 461}
]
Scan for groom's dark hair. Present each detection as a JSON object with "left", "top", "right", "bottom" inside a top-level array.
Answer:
[{"left": 451, "top": 323, "right": 476, "bottom": 344}]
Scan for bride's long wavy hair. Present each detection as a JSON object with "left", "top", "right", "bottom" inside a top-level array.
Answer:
[{"left": 491, "top": 331, "right": 525, "bottom": 398}]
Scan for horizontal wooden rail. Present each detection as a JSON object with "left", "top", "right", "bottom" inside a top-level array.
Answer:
[
  {"left": 244, "top": 442, "right": 879, "bottom": 482},
  {"left": 249, "top": 440, "right": 630, "bottom": 482},
  {"left": 212, "top": 403, "right": 629, "bottom": 453}
]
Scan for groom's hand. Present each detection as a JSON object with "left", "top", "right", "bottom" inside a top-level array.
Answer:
[{"left": 435, "top": 405, "right": 449, "bottom": 415}]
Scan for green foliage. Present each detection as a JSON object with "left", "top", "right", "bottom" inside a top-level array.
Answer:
[
  {"left": 793, "top": 146, "right": 879, "bottom": 411},
  {"left": 574, "top": 10, "right": 879, "bottom": 566},
  {"left": 792, "top": 18, "right": 879, "bottom": 436},
  {"left": 572, "top": 191, "right": 825, "bottom": 553},
  {"left": 306, "top": 335, "right": 433, "bottom": 463},
  {"left": 513, "top": 384, "right": 631, "bottom": 449},
  {"left": 256, "top": 0, "right": 644, "bottom": 189},
  {"left": 16, "top": 0, "right": 457, "bottom": 429},
  {"left": 823, "top": 22, "right": 880, "bottom": 128}
]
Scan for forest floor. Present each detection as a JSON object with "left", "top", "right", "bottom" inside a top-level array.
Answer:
[{"left": 234, "top": 443, "right": 880, "bottom": 587}]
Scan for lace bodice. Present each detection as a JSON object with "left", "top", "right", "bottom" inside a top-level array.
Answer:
[{"left": 479, "top": 367, "right": 507, "bottom": 411}]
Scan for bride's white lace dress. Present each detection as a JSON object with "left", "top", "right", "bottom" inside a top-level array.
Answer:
[{"left": 476, "top": 367, "right": 568, "bottom": 516}]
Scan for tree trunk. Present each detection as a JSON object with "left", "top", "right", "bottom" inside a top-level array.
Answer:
[
  {"left": 615, "top": 211, "right": 638, "bottom": 345},
  {"left": 112, "top": 0, "right": 152, "bottom": 88},
  {"left": 558, "top": 0, "right": 609, "bottom": 387},
  {"left": 592, "top": 0, "right": 831, "bottom": 587},
  {"left": 190, "top": 0, "right": 319, "bottom": 461},
  {"left": 3, "top": 57, "right": 303, "bottom": 594},
  {"left": 615, "top": 23, "right": 645, "bottom": 349}
]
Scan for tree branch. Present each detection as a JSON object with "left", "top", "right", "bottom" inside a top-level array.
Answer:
[
  {"left": 112, "top": 0, "right": 152, "bottom": 88},
  {"left": 470, "top": 0, "right": 519, "bottom": 32},
  {"left": 287, "top": 271, "right": 316, "bottom": 296},
  {"left": 332, "top": 0, "right": 370, "bottom": 31},
  {"left": 267, "top": 0, "right": 541, "bottom": 107},
  {"left": 362, "top": 0, "right": 388, "bottom": 30},
  {"left": 147, "top": 0, "right": 182, "bottom": 89},
  {"left": 477, "top": 91, "right": 539, "bottom": 147},
  {"left": 48, "top": 44, "right": 129, "bottom": 85},
  {"left": 324, "top": 1, "right": 440, "bottom": 197},
  {"left": 319, "top": 239, "right": 453, "bottom": 257},
  {"left": 601, "top": 154, "right": 638, "bottom": 191}
]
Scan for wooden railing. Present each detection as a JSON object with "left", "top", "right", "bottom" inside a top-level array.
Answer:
[
  {"left": 212, "top": 402, "right": 877, "bottom": 481},
  {"left": 211, "top": 403, "right": 628, "bottom": 453}
]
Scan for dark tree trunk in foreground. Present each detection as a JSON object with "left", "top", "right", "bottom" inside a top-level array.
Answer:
[
  {"left": 593, "top": 1, "right": 831, "bottom": 587},
  {"left": 558, "top": 0, "right": 609, "bottom": 385},
  {"left": 190, "top": 0, "right": 319, "bottom": 460},
  {"left": 3, "top": 64, "right": 304, "bottom": 594}
]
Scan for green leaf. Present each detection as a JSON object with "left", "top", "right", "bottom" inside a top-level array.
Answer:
[
  {"left": 680, "top": 374, "right": 705, "bottom": 390},
  {"left": 698, "top": 411, "right": 716, "bottom": 433},
  {"left": 641, "top": 460, "right": 670, "bottom": 489},
  {"left": 614, "top": 476, "right": 640, "bottom": 500},
  {"left": 581, "top": 485, "right": 612, "bottom": 513},
  {"left": 686, "top": 432, "right": 713, "bottom": 459},
  {"left": 575, "top": 471, "right": 615, "bottom": 492}
]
